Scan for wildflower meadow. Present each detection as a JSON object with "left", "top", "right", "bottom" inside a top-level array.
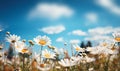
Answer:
[
  {"left": 0, "top": 32, "right": 120, "bottom": 71},
  {"left": 0, "top": 0, "right": 120, "bottom": 71}
]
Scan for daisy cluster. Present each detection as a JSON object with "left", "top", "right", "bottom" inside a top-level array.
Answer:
[{"left": 0, "top": 31, "right": 120, "bottom": 71}]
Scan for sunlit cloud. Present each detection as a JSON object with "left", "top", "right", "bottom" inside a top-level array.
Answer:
[
  {"left": 68, "top": 30, "right": 87, "bottom": 36},
  {"left": 56, "top": 37, "right": 64, "bottom": 42},
  {"left": 85, "top": 35, "right": 111, "bottom": 41},
  {"left": 29, "top": 3, "right": 74, "bottom": 20},
  {"left": 96, "top": 0, "right": 120, "bottom": 15},
  {"left": 40, "top": 25, "right": 65, "bottom": 34},
  {"left": 85, "top": 12, "right": 98, "bottom": 24},
  {"left": 70, "top": 39, "right": 80, "bottom": 44},
  {"left": 88, "top": 26, "right": 120, "bottom": 35},
  {"left": 85, "top": 26, "right": 120, "bottom": 41}
]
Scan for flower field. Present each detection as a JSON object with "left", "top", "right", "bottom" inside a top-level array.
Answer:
[{"left": 0, "top": 32, "right": 120, "bottom": 71}]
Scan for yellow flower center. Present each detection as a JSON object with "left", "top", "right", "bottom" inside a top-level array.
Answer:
[
  {"left": 39, "top": 40, "right": 46, "bottom": 45},
  {"left": 40, "top": 64, "right": 46, "bottom": 68},
  {"left": 11, "top": 40, "right": 16, "bottom": 43},
  {"left": 102, "top": 43, "right": 107, "bottom": 46},
  {"left": 76, "top": 47, "right": 80, "bottom": 51},
  {"left": 115, "top": 37, "right": 120, "bottom": 42},
  {"left": 44, "top": 53, "right": 51, "bottom": 58},
  {"left": 21, "top": 49, "right": 28, "bottom": 53},
  {"left": 111, "top": 47, "right": 115, "bottom": 51},
  {"left": 100, "top": 53, "right": 106, "bottom": 58}
]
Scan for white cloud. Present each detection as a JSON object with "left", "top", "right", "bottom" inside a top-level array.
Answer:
[
  {"left": 69, "top": 30, "right": 87, "bottom": 36},
  {"left": 85, "top": 35, "right": 112, "bottom": 41},
  {"left": 56, "top": 37, "right": 64, "bottom": 42},
  {"left": 88, "top": 26, "right": 120, "bottom": 35},
  {"left": 85, "top": 12, "right": 98, "bottom": 23},
  {"left": 85, "top": 26, "right": 120, "bottom": 41},
  {"left": 29, "top": 3, "right": 74, "bottom": 20},
  {"left": 0, "top": 29, "right": 2, "bottom": 32},
  {"left": 40, "top": 25, "right": 65, "bottom": 34},
  {"left": 96, "top": 0, "right": 120, "bottom": 15},
  {"left": 70, "top": 39, "right": 80, "bottom": 44},
  {"left": 0, "top": 25, "right": 4, "bottom": 32},
  {"left": 0, "top": 28, "right": 2, "bottom": 32}
]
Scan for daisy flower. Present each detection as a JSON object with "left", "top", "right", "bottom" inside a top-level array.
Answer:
[
  {"left": 37, "top": 63, "right": 51, "bottom": 71},
  {"left": 99, "top": 40, "right": 114, "bottom": 48},
  {"left": 34, "top": 35, "right": 51, "bottom": 46},
  {"left": 89, "top": 68, "right": 94, "bottom": 71},
  {"left": 33, "top": 52, "right": 40, "bottom": 59},
  {"left": 85, "top": 56, "right": 95, "bottom": 63},
  {"left": 19, "top": 48, "right": 29, "bottom": 54},
  {"left": 86, "top": 46, "right": 99, "bottom": 55},
  {"left": 73, "top": 45, "right": 84, "bottom": 52},
  {"left": 78, "top": 55, "right": 95, "bottom": 63},
  {"left": 100, "top": 42, "right": 108, "bottom": 47},
  {"left": 86, "top": 47, "right": 93, "bottom": 52},
  {"left": 14, "top": 41, "right": 26, "bottom": 52},
  {"left": 6, "top": 34, "right": 20, "bottom": 43},
  {"left": 112, "top": 32, "right": 120, "bottom": 42},
  {"left": 58, "top": 58, "right": 77, "bottom": 67},
  {"left": 42, "top": 49, "right": 55, "bottom": 59},
  {"left": 88, "top": 45, "right": 117, "bottom": 58},
  {"left": 37, "top": 59, "right": 54, "bottom": 71},
  {"left": 71, "top": 56, "right": 81, "bottom": 64}
]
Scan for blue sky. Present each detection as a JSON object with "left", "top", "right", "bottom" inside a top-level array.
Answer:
[{"left": 0, "top": 0, "right": 120, "bottom": 50}]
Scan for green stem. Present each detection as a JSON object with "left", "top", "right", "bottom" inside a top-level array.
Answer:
[
  {"left": 40, "top": 46, "right": 43, "bottom": 63},
  {"left": 71, "top": 44, "right": 74, "bottom": 56},
  {"left": 22, "top": 54, "right": 25, "bottom": 71},
  {"left": 13, "top": 43, "right": 17, "bottom": 70}
]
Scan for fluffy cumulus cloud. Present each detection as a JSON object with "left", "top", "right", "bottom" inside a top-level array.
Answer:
[
  {"left": 96, "top": 0, "right": 120, "bottom": 15},
  {"left": 56, "top": 37, "right": 64, "bottom": 42},
  {"left": 29, "top": 3, "right": 74, "bottom": 20},
  {"left": 85, "top": 12, "right": 98, "bottom": 23},
  {"left": 85, "top": 26, "right": 120, "bottom": 41},
  {"left": 40, "top": 25, "right": 65, "bottom": 34},
  {"left": 69, "top": 30, "right": 87, "bottom": 36},
  {"left": 70, "top": 39, "right": 80, "bottom": 44}
]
